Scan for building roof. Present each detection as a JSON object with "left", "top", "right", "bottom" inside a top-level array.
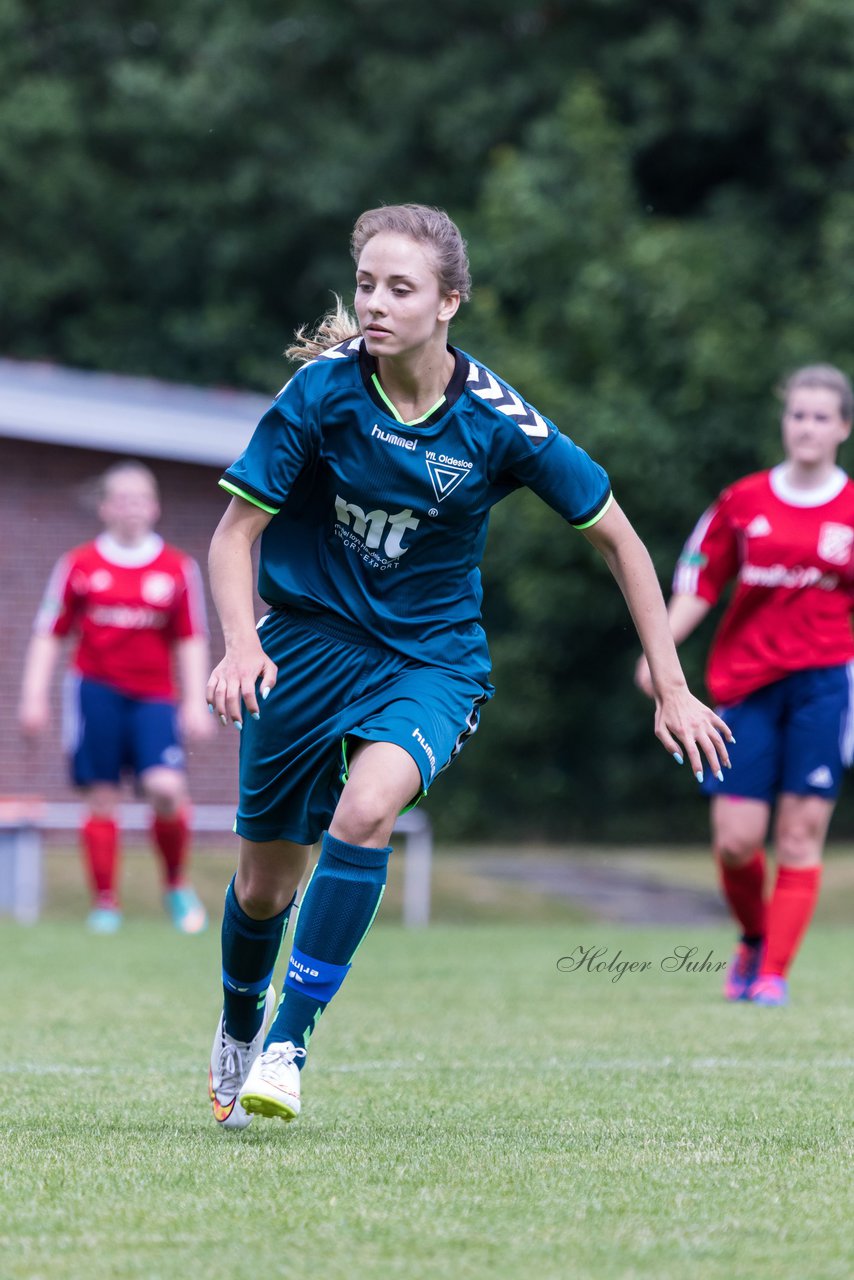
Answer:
[{"left": 0, "top": 358, "right": 274, "bottom": 466}]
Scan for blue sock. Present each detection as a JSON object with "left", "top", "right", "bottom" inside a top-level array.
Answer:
[
  {"left": 221, "top": 876, "right": 292, "bottom": 1043},
  {"left": 265, "top": 833, "right": 391, "bottom": 1062}
]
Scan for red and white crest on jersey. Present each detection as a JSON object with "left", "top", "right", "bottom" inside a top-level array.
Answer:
[
  {"left": 674, "top": 466, "right": 854, "bottom": 704},
  {"left": 141, "top": 572, "right": 178, "bottom": 606},
  {"left": 817, "top": 522, "right": 854, "bottom": 566},
  {"left": 36, "top": 533, "right": 207, "bottom": 699}
]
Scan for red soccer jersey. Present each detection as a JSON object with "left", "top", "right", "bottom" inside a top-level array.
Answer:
[
  {"left": 674, "top": 466, "right": 854, "bottom": 705},
  {"left": 36, "top": 533, "right": 208, "bottom": 699}
]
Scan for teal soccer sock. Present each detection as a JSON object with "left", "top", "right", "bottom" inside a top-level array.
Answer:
[
  {"left": 265, "top": 832, "right": 391, "bottom": 1061},
  {"left": 221, "top": 876, "right": 292, "bottom": 1043}
]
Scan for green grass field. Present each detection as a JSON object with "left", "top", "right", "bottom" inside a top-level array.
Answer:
[{"left": 2, "top": 849, "right": 852, "bottom": 1279}]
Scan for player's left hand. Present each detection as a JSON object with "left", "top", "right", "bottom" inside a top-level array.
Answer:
[{"left": 653, "top": 686, "right": 733, "bottom": 783}]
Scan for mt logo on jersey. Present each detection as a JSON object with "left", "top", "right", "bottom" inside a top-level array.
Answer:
[{"left": 334, "top": 495, "right": 420, "bottom": 562}]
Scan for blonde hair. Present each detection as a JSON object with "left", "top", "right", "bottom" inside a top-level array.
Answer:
[
  {"left": 781, "top": 364, "right": 853, "bottom": 422},
  {"left": 351, "top": 204, "right": 471, "bottom": 300},
  {"left": 284, "top": 295, "right": 360, "bottom": 366},
  {"left": 98, "top": 459, "right": 159, "bottom": 501},
  {"left": 77, "top": 459, "right": 159, "bottom": 511},
  {"left": 285, "top": 203, "right": 471, "bottom": 366}
]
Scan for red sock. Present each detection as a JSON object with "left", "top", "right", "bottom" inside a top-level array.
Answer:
[
  {"left": 81, "top": 817, "right": 119, "bottom": 905},
  {"left": 716, "top": 848, "right": 766, "bottom": 939},
  {"left": 761, "top": 865, "right": 822, "bottom": 977},
  {"left": 151, "top": 809, "right": 191, "bottom": 889}
]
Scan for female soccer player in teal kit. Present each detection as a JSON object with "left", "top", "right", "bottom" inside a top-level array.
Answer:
[{"left": 207, "top": 203, "right": 732, "bottom": 1129}]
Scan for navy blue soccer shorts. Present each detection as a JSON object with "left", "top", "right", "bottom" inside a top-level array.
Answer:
[
  {"left": 63, "top": 674, "right": 186, "bottom": 788},
  {"left": 701, "top": 663, "right": 854, "bottom": 804},
  {"left": 235, "top": 607, "right": 493, "bottom": 845}
]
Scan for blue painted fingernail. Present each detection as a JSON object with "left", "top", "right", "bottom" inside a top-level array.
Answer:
[
  {"left": 672, "top": 752, "right": 683, "bottom": 765},
  {"left": 716, "top": 770, "right": 724, "bottom": 782},
  {"left": 207, "top": 703, "right": 214, "bottom": 714},
  {"left": 233, "top": 719, "right": 242, "bottom": 731},
  {"left": 261, "top": 686, "right": 271, "bottom": 700},
  {"left": 695, "top": 770, "right": 704, "bottom": 783},
  {"left": 251, "top": 711, "right": 260, "bottom": 721}
]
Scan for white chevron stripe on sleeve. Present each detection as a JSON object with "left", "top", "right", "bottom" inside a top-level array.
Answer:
[{"left": 466, "top": 364, "right": 550, "bottom": 437}]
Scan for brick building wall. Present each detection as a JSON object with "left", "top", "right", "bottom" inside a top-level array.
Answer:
[{"left": 0, "top": 436, "right": 245, "bottom": 817}]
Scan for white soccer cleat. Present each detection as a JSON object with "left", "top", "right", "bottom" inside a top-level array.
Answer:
[
  {"left": 208, "top": 986, "right": 276, "bottom": 1130},
  {"left": 239, "top": 1041, "right": 307, "bottom": 1122}
]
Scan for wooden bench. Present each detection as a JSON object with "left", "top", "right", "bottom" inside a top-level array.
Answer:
[{"left": 0, "top": 800, "right": 433, "bottom": 927}]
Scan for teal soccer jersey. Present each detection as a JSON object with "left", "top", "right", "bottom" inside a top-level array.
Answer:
[{"left": 221, "top": 339, "right": 611, "bottom": 685}]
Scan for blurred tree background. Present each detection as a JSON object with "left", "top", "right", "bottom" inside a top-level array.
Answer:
[{"left": 3, "top": 0, "right": 854, "bottom": 839}]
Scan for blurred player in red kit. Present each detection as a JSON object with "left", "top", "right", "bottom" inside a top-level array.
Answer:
[
  {"left": 637, "top": 364, "right": 854, "bottom": 1005},
  {"left": 19, "top": 460, "right": 214, "bottom": 933}
]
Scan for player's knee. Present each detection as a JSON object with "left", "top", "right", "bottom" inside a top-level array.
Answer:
[
  {"left": 714, "top": 836, "right": 760, "bottom": 867},
  {"left": 332, "top": 786, "right": 397, "bottom": 848},
  {"left": 775, "top": 831, "right": 822, "bottom": 868},
  {"left": 234, "top": 874, "right": 292, "bottom": 920},
  {"left": 143, "top": 769, "right": 187, "bottom": 815},
  {"left": 774, "top": 795, "right": 832, "bottom": 868},
  {"left": 85, "top": 785, "right": 120, "bottom": 820}
]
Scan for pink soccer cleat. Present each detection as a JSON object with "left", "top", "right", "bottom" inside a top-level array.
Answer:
[
  {"left": 748, "top": 974, "right": 789, "bottom": 1007},
  {"left": 723, "top": 939, "right": 763, "bottom": 1001}
]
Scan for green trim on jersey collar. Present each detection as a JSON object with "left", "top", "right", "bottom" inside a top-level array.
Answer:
[{"left": 370, "top": 373, "right": 446, "bottom": 426}]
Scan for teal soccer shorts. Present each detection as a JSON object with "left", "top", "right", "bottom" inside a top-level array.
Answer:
[{"left": 235, "top": 607, "right": 492, "bottom": 845}]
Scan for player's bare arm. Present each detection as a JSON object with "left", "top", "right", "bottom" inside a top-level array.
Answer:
[
  {"left": 207, "top": 496, "right": 278, "bottom": 726},
  {"left": 18, "top": 632, "right": 63, "bottom": 736},
  {"left": 582, "top": 500, "right": 733, "bottom": 779},
  {"left": 175, "top": 635, "right": 216, "bottom": 741},
  {"left": 634, "top": 593, "right": 713, "bottom": 698}
]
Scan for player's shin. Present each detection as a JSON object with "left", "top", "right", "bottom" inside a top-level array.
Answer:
[
  {"left": 265, "top": 832, "right": 391, "bottom": 1061},
  {"left": 761, "top": 864, "right": 822, "bottom": 977},
  {"left": 716, "top": 847, "right": 767, "bottom": 939},
  {"left": 81, "top": 815, "right": 120, "bottom": 906},
  {"left": 221, "top": 876, "right": 291, "bottom": 1042},
  {"left": 151, "top": 808, "right": 190, "bottom": 887}
]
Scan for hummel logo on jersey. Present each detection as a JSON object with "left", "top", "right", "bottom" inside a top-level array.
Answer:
[
  {"left": 412, "top": 726, "right": 437, "bottom": 778},
  {"left": 806, "top": 765, "right": 833, "bottom": 789},
  {"left": 745, "top": 515, "right": 772, "bottom": 537},
  {"left": 425, "top": 450, "right": 472, "bottom": 503},
  {"left": 334, "top": 495, "right": 420, "bottom": 560},
  {"left": 371, "top": 424, "right": 416, "bottom": 452}
]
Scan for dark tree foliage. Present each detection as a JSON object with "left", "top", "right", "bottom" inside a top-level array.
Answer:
[{"left": 4, "top": 0, "right": 854, "bottom": 838}]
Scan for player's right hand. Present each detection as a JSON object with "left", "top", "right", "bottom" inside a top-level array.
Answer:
[
  {"left": 206, "top": 642, "right": 278, "bottom": 728},
  {"left": 18, "top": 701, "right": 50, "bottom": 737}
]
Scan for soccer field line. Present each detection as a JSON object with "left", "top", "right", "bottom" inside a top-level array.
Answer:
[{"left": 4, "top": 1055, "right": 854, "bottom": 1078}]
